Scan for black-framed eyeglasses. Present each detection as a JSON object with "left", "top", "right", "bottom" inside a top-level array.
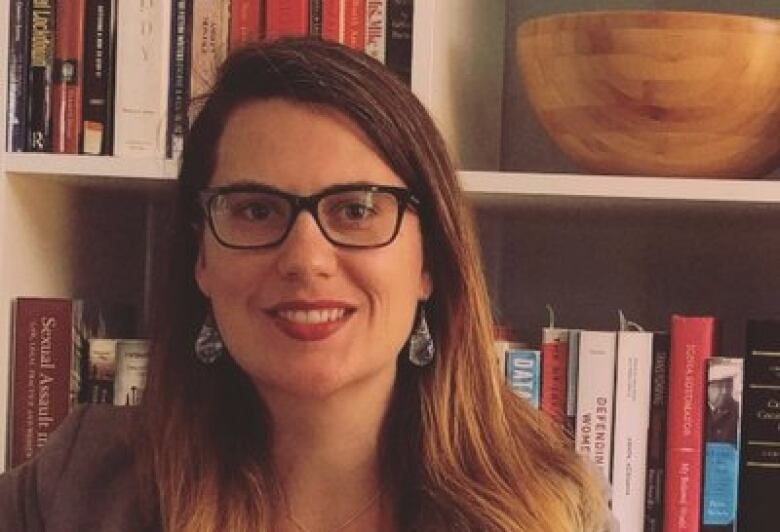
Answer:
[{"left": 197, "top": 183, "right": 421, "bottom": 249}]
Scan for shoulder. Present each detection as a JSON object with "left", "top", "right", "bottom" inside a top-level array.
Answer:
[{"left": 0, "top": 404, "right": 155, "bottom": 532}]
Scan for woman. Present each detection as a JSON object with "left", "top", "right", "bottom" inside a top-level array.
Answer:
[{"left": 0, "top": 39, "right": 607, "bottom": 531}]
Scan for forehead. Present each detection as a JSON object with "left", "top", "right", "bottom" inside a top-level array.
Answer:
[{"left": 212, "top": 98, "right": 405, "bottom": 193}]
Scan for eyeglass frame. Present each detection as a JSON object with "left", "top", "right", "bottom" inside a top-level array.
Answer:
[{"left": 196, "top": 183, "right": 422, "bottom": 250}]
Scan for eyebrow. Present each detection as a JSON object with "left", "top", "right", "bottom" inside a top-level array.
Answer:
[{"left": 211, "top": 179, "right": 395, "bottom": 195}]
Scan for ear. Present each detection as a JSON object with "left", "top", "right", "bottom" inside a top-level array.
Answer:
[
  {"left": 194, "top": 244, "right": 211, "bottom": 298},
  {"left": 419, "top": 269, "right": 433, "bottom": 301}
]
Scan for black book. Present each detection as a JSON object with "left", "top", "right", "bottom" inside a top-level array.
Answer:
[
  {"left": 309, "top": 0, "right": 323, "bottom": 38},
  {"left": 7, "top": 0, "right": 31, "bottom": 152},
  {"left": 385, "top": 0, "right": 413, "bottom": 85},
  {"left": 81, "top": 0, "right": 116, "bottom": 155},
  {"left": 27, "top": 0, "right": 56, "bottom": 152},
  {"left": 166, "top": 0, "right": 193, "bottom": 159},
  {"left": 644, "top": 332, "right": 669, "bottom": 532},
  {"left": 737, "top": 319, "right": 780, "bottom": 532}
]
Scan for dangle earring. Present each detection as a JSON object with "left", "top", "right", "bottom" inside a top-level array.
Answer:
[
  {"left": 408, "top": 304, "right": 435, "bottom": 367},
  {"left": 194, "top": 311, "right": 226, "bottom": 364}
]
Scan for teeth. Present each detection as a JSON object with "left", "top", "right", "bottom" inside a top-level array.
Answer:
[{"left": 278, "top": 308, "right": 347, "bottom": 324}]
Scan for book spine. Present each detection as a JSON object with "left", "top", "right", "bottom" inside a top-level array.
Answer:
[
  {"left": 385, "top": 0, "right": 412, "bottom": 84},
  {"left": 81, "top": 0, "right": 116, "bottom": 155},
  {"left": 87, "top": 338, "right": 117, "bottom": 404},
  {"left": 574, "top": 330, "right": 617, "bottom": 485},
  {"left": 541, "top": 327, "right": 569, "bottom": 425},
  {"left": 190, "top": 0, "right": 230, "bottom": 107},
  {"left": 229, "top": 0, "right": 262, "bottom": 50},
  {"left": 7, "top": 0, "right": 31, "bottom": 152},
  {"left": 166, "top": 0, "right": 192, "bottom": 159},
  {"left": 28, "top": 0, "right": 56, "bottom": 152},
  {"left": 114, "top": 0, "right": 171, "bottom": 158},
  {"left": 309, "top": 0, "right": 323, "bottom": 37},
  {"left": 664, "top": 315, "right": 717, "bottom": 532},
  {"left": 565, "top": 329, "right": 580, "bottom": 439},
  {"left": 505, "top": 348, "right": 541, "bottom": 408},
  {"left": 265, "top": 0, "right": 309, "bottom": 40},
  {"left": 113, "top": 339, "right": 151, "bottom": 406},
  {"left": 644, "top": 332, "right": 670, "bottom": 532},
  {"left": 737, "top": 320, "right": 780, "bottom": 532},
  {"left": 365, "top": 0, "right": 386, "bottom": 62},
  {"left": 611, "top": 330, "right": 654, "bottom": 532},
  {"left": 10, "top": 298, "right": 74, "bottom": 468},
  {"left": 702, "top": 357, "right": 743, "bottom": 531},
  {"left": 321, "top": 0, "right": 341, "bottom": 42},
  {"left": 52, "top": 0, "right": 86, "bottom": 154},
  {"left": 343, "top": 0, "right": 365, "bottom": 50}
]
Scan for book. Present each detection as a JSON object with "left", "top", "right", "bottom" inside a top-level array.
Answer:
[
  {"left": 81, "top": 0, "right": 116, "bottom": 155},
  {"left": 493, "top": 325, "right": 524, "bottom": 380},
  {"left": 27, "top": 0, "right": 56, "bottom": 152},
  {"left": 190, "top": 0, "right": 230, "bottom": 110},
  {"left": 167, "top": 0, "right": 193, "bottom": 159},
  {"left": 343, "top": 0, "right": 366, "bottom": 50},
  {"left": 87, "top": 338, "right": 117, "bottom": 404},
  {"left": 644, "top": 332, "right": 670, "bottom": 532},
  {"left": 664, "top": 315, "right": 718, "bottom": 532},
  {"left": 10, "top": 299, "right": 78, "bottom": 467},
  {"left": 52, "top": 0, "right": 87, "bottom": 154},
  {"left": 611, "top": 330, "right": 654, "bottom": 532},
  {"left": 385, "top": 0, "right": 413, "bottom": 84},
  {"left": 309, "top": 0, "right": 323, "bottom": 37},
  {"left": 113, "top": 339, "right": 151, "bottom": 406},
  {"left": 113, "top": 0, "right": 172, "bottom": 158},
  {"left": 505, "top": 348, "right": 541, "bottom": 408},
  {"left": 322, "top": 0, "right": 342, "bottom": 43},
  {"left": 737, "top": 319, "right": 780, "bottom": 532},
  {"left": 540, "top": 327, "right": 569, "bottom": 425},
  {"left": 230, "top": 0, "right": 263, "bottom": 50},
  {"left": 265, "top": 0, "right": 309, "bottom": 40},
  {"left": 7, "top": 0, "right": 31, "bottom": 152},
  {"left": 702, "top": 356, "right": 743, "bottom": 532},
  {"left": 365, "top": 0, "right": 386, "bottom": 62},
  {"left": 574, "top": 330, "right": 617, "bottom": 486},
  {"left": 565, "top": 329, "right": 580, "bottom": 439}
]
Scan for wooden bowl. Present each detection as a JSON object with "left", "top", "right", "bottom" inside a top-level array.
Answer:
[{"left": 516, "top": 11, "right": 780, "bottom": 178}]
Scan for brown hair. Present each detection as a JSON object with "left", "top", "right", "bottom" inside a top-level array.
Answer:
[{"left": 137, "top": 38, "right": 607, "bottom": 531}]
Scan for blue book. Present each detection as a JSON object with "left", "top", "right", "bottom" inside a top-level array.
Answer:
[{"left": 505, "top": 348, "right": 541, "bottom": 408}]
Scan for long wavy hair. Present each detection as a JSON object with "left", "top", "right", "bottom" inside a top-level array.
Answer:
[{"left": 136, "top": 38, "right": 607, "bottom": 531}]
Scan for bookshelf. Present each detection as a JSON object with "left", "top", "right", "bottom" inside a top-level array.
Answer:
[{"left": 0, "top": 0, "right": 779, "bottom": 473}]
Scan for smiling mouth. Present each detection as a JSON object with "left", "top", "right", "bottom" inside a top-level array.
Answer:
[{"left": 275, "top": 308, "right": 349, "bottom": 324}]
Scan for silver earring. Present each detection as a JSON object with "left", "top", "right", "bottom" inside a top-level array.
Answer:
[
  {"left": 408, "top": 305, "right": 435, "bottom": 367},
  {"left": 195, "top": 312, "right": 225, "bottom": 364}
]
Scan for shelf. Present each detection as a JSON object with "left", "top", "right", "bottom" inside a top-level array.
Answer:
[
  {"left": 3, "top": 153, "right": 179, "bottom": 183},
  {"left": 460, "top": 171, "right": 780, "bottom": 204}
]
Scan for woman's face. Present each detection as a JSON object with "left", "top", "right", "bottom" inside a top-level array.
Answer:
[{"left": 196, "top": 99, "right": 431, "bottom": 400}]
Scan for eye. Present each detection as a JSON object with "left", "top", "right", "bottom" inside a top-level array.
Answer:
[
  {"left": 233, "top": 200, "right": 272, "bottom": 221},
  {"left": 340, "top": 202, "right": 376, "bottom": 221}
]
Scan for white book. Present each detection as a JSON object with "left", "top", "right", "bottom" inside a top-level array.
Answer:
[
  {"left": 611, "top": 330, "right": 654, "bottom": 531},
  {"left": 365, "top": 0, "right": 386, "bottom": 62},
  {"left": 190, "top": 0, "right": 230, "bottom": 109},
  {"left": 114, "top": 0, "right": 172, "bottom": 158},
  {"left": 113, "top": 339, "right": 151, "bottom": 406},
  {"left": 574, "top": 330, "right": 617, "bottom": 487}
]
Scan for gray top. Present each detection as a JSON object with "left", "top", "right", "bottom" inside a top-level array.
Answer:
[{"left": 0, "top": 405, "right": 157, "bottom": 532}]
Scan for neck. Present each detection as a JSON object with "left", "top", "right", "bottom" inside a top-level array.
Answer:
[{"left": 260, "top": 373, "right": 396, "bottom": 531}]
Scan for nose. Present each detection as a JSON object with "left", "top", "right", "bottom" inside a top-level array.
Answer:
[{"left": 274, "top": 210, "right": 337, "bottom": 280}]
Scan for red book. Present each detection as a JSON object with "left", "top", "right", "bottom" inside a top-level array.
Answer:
[
  {"left": 343, "top": 0, "right": 365, "bottom": 50},
  {"left": 663, "top": 314, "right": 718, "bottom": 532},
  {"left": 10, "top": 299, "right": 79, "bottom": 467},
  {"left": 266, "top": 0, "right": 309, "bottom": 40},
  {"left": 52, "top": 0, "right": 86, "bottom": 153},
  {"left": 322, "top": 0, "right": 342, "bottom": 42},
  {"left": 229, "top": 0, "right": 263, "bottom": 50},
  {"left": 540, "top": 327, "right": 569, "bottom": 425}
]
